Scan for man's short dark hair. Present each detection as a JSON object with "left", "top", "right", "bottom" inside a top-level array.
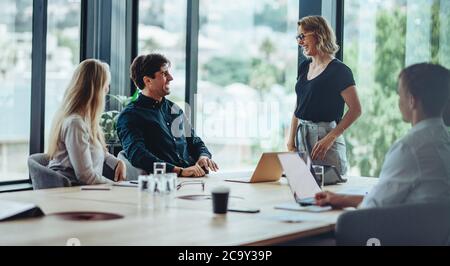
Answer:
[
  {"left": 130, "top": 54, "right": 171, "bottom": 90},
  {"left": 399, "top": 63, "right": 450, "bottom": 117}
]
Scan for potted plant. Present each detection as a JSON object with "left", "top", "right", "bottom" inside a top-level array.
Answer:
[{"left": 100, "top": 90, "right": 139, "bottom": 155}]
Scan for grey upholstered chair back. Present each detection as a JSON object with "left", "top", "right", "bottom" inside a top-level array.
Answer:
[
  {"left": 28, "top": 153, "right": 71, "bottom": 190},
  {"left": 117, "top": 151, "right": 147, "bottom": 180},
  {"left": 336, "top": 202, "right": 450, "bottom": 246}
]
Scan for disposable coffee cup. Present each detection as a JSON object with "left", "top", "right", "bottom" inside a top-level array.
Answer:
[{"left": 211, "top": 186, "right": 230, "bottom": 214}]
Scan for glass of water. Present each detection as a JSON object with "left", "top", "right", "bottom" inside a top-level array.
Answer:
[
  {"left": 154, "top": 162, "right": 166, "bottom": 175},
  {"left": 313, "top": 165, "right": 325, "bottom": 188}
]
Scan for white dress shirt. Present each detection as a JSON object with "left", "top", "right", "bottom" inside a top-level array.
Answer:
[{"left": 360, "top": 118, "right": 450, "bottom": 208}]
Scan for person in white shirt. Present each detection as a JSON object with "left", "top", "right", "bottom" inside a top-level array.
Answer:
[
  {"left": 47, "top": 59, "right": 127, "bottom": 185},
  {"left": 315, "top": 63, "right": 450, "bottom": 209}
]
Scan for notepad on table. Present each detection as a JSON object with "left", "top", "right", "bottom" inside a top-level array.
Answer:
[{"left": 0, "top": 200, "right": 45, "bottom": 221}]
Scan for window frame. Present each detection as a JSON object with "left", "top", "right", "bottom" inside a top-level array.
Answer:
[
  {"left": 1, "top": 0, "right": 344, "bottom": 189},
  {"left": 0, "top": 0, "right": 84, "bottom": 190}
]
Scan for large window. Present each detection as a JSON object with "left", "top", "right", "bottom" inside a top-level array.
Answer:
[
  {"left": 45, "top": 0, "right": 81, "bottom": 150},
  {"left": 343, "top": 0, "right": 450, "bottom": 177},
  {"left": 138, "top": 0, "right": 187, "bottom": 105},
  {"left": 197, "top": 0, "right": 299, "bottom": 170},
  {"left": 0, "top": 0, "right": 33, "bottom": 182},
  {"left": 5, "top": 0, "right": 448, "bottom": 186},
  {"left": 0, "top": 0, "right": 81, "bottom": 184}
]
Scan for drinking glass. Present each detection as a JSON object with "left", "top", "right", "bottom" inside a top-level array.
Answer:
[{"left": 313, "top": 165, "right": 325, "bottom": 188}]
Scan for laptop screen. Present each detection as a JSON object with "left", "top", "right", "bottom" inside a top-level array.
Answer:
[{"left": 277, "top": 153, "right": 321, "bottom": 201}]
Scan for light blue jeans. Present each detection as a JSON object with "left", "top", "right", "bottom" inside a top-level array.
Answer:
[{"left": 295, "top": 119, "right": 348, "bottom": 175}]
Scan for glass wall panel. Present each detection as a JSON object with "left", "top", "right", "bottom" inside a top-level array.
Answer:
[
  {"left": 197, "top": 0, "right": 299, "bottom": 170},
  {"left": 138, "top": 0, "right": 187, "bottom": 105},
  {"left": 45, "top": 0, "right": 81, "bottom": 151},
  {"left": 0, "top": 0, "right": 33, "bottom": 182},
  {"left": 344, "top": 0, "right": 450, "bottom": 177}
]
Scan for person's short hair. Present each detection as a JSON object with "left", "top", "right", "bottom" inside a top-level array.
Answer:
[
  {"left": 399, "top": 63, "right": 450, "bottom": 117},
  {"left": 298, "top": 16, "right": 339, "bottom": 56},
  {"left": 130, "top": 53, "right": 171, "bottom": 90}
]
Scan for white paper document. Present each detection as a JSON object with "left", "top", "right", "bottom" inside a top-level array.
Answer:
[{"left": 274, "top": 202, "right": 332, "bottom": 213}]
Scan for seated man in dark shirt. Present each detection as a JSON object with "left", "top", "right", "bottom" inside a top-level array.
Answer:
[{"left": 117, "top": 53, "right": 219, "bottom": 177}]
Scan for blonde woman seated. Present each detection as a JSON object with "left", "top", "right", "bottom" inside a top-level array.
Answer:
[{"left": 47, "top": 59, "right": 126, "bottom": 185}]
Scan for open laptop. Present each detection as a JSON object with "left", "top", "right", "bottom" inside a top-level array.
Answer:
[
  {"left": 224, "top": 152, "right": 284, "bottom": 183},
  {"left": 277, "top": 152, "right": 321, "bottom": 206}
]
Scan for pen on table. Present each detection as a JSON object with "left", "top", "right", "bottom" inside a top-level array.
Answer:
[{"left": 81, "top": 187, "right": 111, "bottom": 191}]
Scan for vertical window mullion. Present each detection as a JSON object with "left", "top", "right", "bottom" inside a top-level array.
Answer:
[
  {"left": 335, "top": 0, "right": 345, "bottom": 61},
  {"left": 30, "top": 0, "right": 48, "bottom": 155},
  {"left": 110, "top": 0, "right": 136, "bottom": 100},
  {"left": 130, "top": 0, "right": 139, "bottom": 96},
  {"left": 186, "top": 0, "right": 199, "bottom": 127},
  {"left": 80, "top": 0, "right": 88, "bottom": 61},
  {"left": 80, "top": 0, "right": 112, "bottom": 63}
]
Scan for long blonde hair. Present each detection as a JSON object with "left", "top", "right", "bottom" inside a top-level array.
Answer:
[
  {"left": 298, "top": 16, "right": 340, "bottom": 56},
  {"left": 48, "top": 59, "right": 110, "bottom": 158}
]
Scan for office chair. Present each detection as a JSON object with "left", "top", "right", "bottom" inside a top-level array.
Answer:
[
  {"left": 335, "top": 202, "right": 450, "bottom": 246},
  {"left": 27, "top": 153, "right": 71, "bottom": 190},
  {"left": 117, "top": 151, "right": 147, "bottom": 180}
]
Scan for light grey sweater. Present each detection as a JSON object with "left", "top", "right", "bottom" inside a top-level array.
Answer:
[{"left": 48, "top": 114, "right": 119, "bottom": 185}]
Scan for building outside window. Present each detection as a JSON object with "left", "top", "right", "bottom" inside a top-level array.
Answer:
[
  {"left": 45, "top": 0, "right": 81, "bottom": 151},
  {"left": 0, "top": 0, "right": 33, "bottom": 182},
  {"left": 0, "top": 0, "right": 81, "bottom": 184},
  {"left": 196, "top": 0, "right": 299, "bottom": 171}
]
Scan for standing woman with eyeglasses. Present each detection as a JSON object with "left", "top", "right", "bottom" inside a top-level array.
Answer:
[
  {"left": 287, "top": 16, "right": 362, "bottom": 175},
  {"left": 47, "top": 59, "right": 127, "bottom": 185}
]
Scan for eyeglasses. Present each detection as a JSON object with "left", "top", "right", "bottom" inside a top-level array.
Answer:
[
  {"left": 176, "top": 180, "right": 205, "bottom": 191},
  {"left": 296, "top": 33, "right": 313, "bottom": 41}
]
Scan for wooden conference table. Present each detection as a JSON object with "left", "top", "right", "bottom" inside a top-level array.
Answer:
[{"left": 0, "top": 172, "right": 377, "bottom": 246}]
